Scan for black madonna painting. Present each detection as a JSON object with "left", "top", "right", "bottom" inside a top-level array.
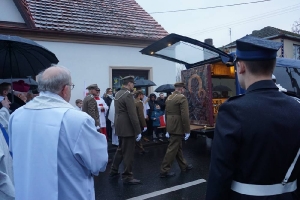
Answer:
[{"left": 181, "top": 65, "right": 214, "bottom": 126}]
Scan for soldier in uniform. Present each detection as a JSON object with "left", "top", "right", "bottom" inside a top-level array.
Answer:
[
  {"left": 134, "top": 90, "right": 148, "bottom": 155},
  {"left": 206, "top": 36, "right": 300, "bottom": 199},
  {"left": 82, "top": 84, "right": 100, "bottom": 128},
  {"left": 160, "top": 82, "right": 193, "bottom": 178},
  {"left": 109, "top": 76, "right": 142, "bottom": 185}
]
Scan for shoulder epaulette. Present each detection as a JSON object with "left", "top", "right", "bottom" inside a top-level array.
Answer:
[{"left": 227, "top": 94, "right": 245, "bottom": 102}]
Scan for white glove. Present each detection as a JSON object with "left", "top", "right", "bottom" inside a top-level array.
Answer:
[
  {"left": 184, "top": 133, "right": 190, "bottom": 140},
  {"left": 165, "top": 132, "right": 170, "bottom": 138},
  {"left": 96, "top": 126, "right": 100, "bottom": 130},
  {"left": 143, "top": 127, "right": 147, "bottom": 132},
  {"left": 136, "top": 134, "right": 142, "bottom": 142}
]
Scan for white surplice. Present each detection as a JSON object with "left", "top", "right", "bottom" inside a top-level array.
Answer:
[
  {"left": 0, "top": 107, "right": 14, "bottom": 200},
  {"left": 94, "top": 97, "right": 108, "bottom": 128},
  {"left": 9, "top": 92, "right": 108, "bottom": 200},
  {"left": 108, "top": 99, "right": 118, "bottom": 145}
]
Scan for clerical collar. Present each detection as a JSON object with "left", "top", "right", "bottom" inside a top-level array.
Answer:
[{"left": 39, "top": 91, "right": 65, "bottom": 102}]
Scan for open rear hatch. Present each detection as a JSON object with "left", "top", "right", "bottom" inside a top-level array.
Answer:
[{"left": 140, "top": 33, "right": 232, "bottom": 69}]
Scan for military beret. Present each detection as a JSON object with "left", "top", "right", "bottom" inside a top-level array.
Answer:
[
  {"left": 235, "top": 35, "right": 281, "bottom": 61},
  {"left": 174, "top": 82, "right": 186, "bottom": 88},
  {"left": 86, "top": 84, "right": 99, "bottom": 90},
  {"left": 121, "top": 76, "right": 136, "bottom": 84}
]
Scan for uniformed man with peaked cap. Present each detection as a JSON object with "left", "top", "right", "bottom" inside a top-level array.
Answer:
[
  {"left": 206, "top": 35, "right": 300, "bottom": 199},
  {"left": 160, "top": 82, "right": 193, "bottom": 178},
  {"left": 82, "top": 84, "right": 100, "bottom": 127},
  {"left": 109, "top": 76, "right": 142, "bottom": 185}
]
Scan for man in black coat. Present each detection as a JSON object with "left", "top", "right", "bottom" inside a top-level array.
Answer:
[{"left": 206, "top": 36, "right": 300, "bottom": 199}]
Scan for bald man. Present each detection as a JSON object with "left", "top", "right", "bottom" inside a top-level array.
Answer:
[{"left": 9, "top": 66, "right": 108, "bottom": 200}]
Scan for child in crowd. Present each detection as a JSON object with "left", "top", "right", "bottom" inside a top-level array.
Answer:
[
  {"left": 75, "top": 99, "right": 83, "bottom": 111},
  {"left": 151, "top": 104, "right": 164, "bottom": 142}
]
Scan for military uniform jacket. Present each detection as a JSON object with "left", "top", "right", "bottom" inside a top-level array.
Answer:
[
  {"left": 206, "top": 80, "right": 300, "bottom": 200},
  {"left": 165, "top": 91, "right": 190, "bottom": 135},
  {"left": 114, "top": 88, "right": 140, "bottom": 137},
  {"left": 82, "top": 94, "right": 100, "bottom": 127},
  {"left": 134, "top": 98, "right": 147, "bottom": 128}
]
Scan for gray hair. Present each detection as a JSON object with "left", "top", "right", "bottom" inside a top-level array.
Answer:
[{"left": 37, "top": 65, "right": 71, "bottom": 94}]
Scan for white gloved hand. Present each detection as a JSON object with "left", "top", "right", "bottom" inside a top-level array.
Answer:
[
  {"left": 184, "top": 133, "right": 190, "bottom": 140},
  {"left": 136, "top": 134, "right": 142, "bottom": 142},
  {"left": 165, "top": 132, "right": 170, "bottom": 138},
  {"left": 96, "top": 126, "right": 100, "bottom": 130},
  {"left": 143, "top": 127, "right": 147, "bottom": 132}
]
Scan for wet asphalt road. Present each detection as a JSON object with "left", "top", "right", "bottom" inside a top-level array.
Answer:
[{"left": 94, "top": 136, "right": 213, "bottom": 200}]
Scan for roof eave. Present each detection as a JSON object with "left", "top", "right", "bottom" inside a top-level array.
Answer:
[
  {"left": 0, "top": 26, "right": 164, "bottom": 47},
  {"left": 12, "top": 0, "right": 35, "bottom": 28}
]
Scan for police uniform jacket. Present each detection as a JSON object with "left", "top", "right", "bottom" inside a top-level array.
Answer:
[
  {"left": 134, "top": 98, "right": 147, "bottom": 128},
  {"left": 206, "top": 80, "right": 300, "bottom": 199},
  {"left": 165, "top": 91, "right": 190, "bottom": 135},
  {"left": 114, "top": 88, "right": 140, "bottom": 137},
  {"left": 82, "top": 94, "right": 100, "bottom": 127}
]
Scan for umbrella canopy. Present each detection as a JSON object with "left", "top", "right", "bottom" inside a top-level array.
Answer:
[
  {"left": 0, "top": 78, "right": 37, "bottom": 86},
  {"left": 0, "top": 34, "right": 59, "bottom": 78},
  {"left": 155, "top": 84, "right": 175, "bottom": 93},
  {"left": 276, "top": 57, "right": 300, "bottom": 68},
  {"left": 134, "top": 79, "right": 156, "bottom": 87},
  {"left": 213, "top": 85, "right": 232, "bottom": 92}
]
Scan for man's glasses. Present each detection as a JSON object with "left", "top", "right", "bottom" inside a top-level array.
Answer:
[{"left": 68, "top": 84, "right": 75, "bottom": 90}]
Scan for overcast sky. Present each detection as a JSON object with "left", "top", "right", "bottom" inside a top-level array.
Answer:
[{"left": 136, "top": 0, "right": 299, "bottom": 47}]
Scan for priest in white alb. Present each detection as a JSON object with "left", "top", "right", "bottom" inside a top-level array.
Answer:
[
  {"left": 9, "top": 66, "right": 108, "bottom": 200},
  {"left": 94, "top": 88, "right": 108, "bottom": 138}
]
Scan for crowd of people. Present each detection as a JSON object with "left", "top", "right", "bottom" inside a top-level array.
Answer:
[{"left": 75, "top": 84, "right": 172, "bottom": 145}]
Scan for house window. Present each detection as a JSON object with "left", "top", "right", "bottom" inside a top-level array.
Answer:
[
  {"left": 294, "top": 45, "right": 300, "bottom": 60},
  {"left": 112, "top": 69, "right": 149, "bottom": 95}
]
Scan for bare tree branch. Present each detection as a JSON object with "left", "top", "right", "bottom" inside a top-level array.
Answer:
[{"left": 292, "top": 18, "right": 300, "bottom": 34}]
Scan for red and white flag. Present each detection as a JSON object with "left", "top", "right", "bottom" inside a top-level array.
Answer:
[{"left": 159, "top": 115, "right": 166, "bottom": 127}]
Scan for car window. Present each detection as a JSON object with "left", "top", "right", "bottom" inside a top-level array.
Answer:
[{"left": 273, "top": 67, "right": 300, "bottom": 97}]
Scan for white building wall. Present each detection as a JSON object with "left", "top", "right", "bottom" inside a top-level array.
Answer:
[
  {"left": 0, "top": 0, "right": 25, "bottom": 23},
  {"left": 283, "top": 39, "right": 300, "bottom": 59},
  {"left": 35, "top": 41, "right": 176, "bottom": 105}
]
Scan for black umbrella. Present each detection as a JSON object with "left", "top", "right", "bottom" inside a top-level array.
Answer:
[
  {"left": 0, "top": 34, "right": 59, "bottom": 78},
  {"left": 0, "top": 77, "right": 38, "bottom": 86},
  {"left": 213, "top": 85, "right": 232, "bottom": 92},
  {"left": 134, "top": 79, "right": 156, "bottom": 87},
  {"left": 155, "top": 84, "right": 175, "bottom": 93}
]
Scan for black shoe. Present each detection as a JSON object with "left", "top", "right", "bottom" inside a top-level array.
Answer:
[
  {"left": 109, "top": 172, "right": 120, "bottom": 178},
  {"left": 182, "top": 164, "right": 193, "bottom": 172},
  {"left": 123, "top": 178, "right": 142, "bottom": 185},
  {"left": 160, "top": 172, "right": 176, "bottom": 178}
]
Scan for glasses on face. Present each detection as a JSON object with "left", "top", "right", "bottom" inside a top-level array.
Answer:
[{"left": 67, "top": 83, "right": 75, "bottom": 90}]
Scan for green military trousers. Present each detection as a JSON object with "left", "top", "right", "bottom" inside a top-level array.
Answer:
[
  {"left": 160, "top": 134, "right": 188, "bottom": 174},
  {"left": 110, "top": 136, "right": 135, "bottom": 181}
]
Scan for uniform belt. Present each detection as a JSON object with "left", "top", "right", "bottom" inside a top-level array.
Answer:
[
  {"left": 231, "top": 180, "right": 297, "bottom": 196},
  {"left": 231, "top": 147, "right": 300, "bottom": 196}
]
